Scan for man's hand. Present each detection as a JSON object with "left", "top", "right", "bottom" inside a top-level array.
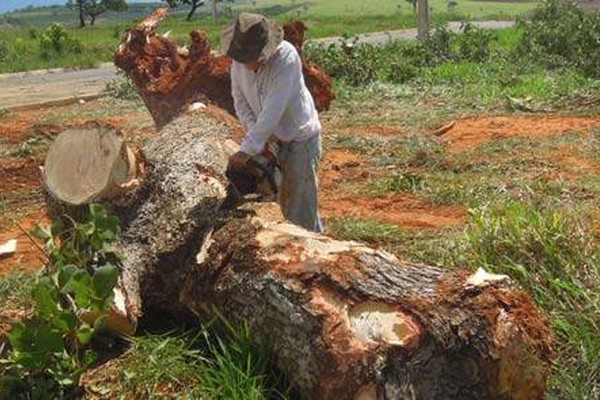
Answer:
[{"left": 228, "top": 151, "right": 251, "bottom": 169}]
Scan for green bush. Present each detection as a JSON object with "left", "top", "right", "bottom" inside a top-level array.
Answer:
[
  {"left": 517, "top": 0, "right": 600, "bottom": 77},
  {"left": 305, "top": 23, "right": 495, "bottom": 86},
  {"left": 456, "top": 23, "right": 494, "bottom": 63},
  {"left": 39, "top": 23, "right": 83, "bottom": 60},
  {"left": 104, "top": 75, "right": 141, "bottom": 101},
  {"left": 0, "top": 204, "right": 122, "bottom": 399}
]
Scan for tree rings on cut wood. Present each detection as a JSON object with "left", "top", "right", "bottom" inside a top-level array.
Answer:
[{"left": 43, "top": 125, "right": 139, "bottom": 206}]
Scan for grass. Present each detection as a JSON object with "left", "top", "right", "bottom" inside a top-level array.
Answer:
[
  {"left": 0, "top": 0, "right": 537, "bottom": 73},
  {"left": 114, "top": 319, "right": 294, "bottom": 399},
  {"left": 0, "top": 272, "right": 35, "bottom": 310},
  {"left": 455, "top": 203, "right": 600, "bottom": 399}
]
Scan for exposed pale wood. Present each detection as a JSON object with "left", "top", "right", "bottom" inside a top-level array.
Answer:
[{"left": 43, "top": 125, "right": 136, "bottom": 206}]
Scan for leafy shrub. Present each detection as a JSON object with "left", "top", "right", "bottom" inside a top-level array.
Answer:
[
  {"left": 39, "top": 23, "right": 83, "bottom": 60},
  {"left": 104, "top": 75, "right": 140, "bottom": 101},
  {"left": 517, "top": 0, "right": 600, "bottom": 77},
  {"left": 456, "top": 23, "right": 494, "bottom": 63},
  {"left": 0, "top": 204, "right": 121, "bottom": 399},
  {"left": 305, "top": 23, "right": 495, "bottom": 86}
]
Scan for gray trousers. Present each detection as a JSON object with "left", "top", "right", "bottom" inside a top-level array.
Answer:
[{"left": 277, "top": 134, "right": 323, "bottom": 233}]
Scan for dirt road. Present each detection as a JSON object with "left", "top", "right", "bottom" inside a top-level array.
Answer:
[{"left": 0, "top": 20, "right": 515, "bottom": 110}]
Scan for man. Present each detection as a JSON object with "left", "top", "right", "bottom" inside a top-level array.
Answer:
[{"left": 221, "top": 13, "right": 323, "bottom": 233}]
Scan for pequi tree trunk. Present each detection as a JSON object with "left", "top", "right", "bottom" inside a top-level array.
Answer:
[
  {"left": 43, "top": 9, "right": 554, "bottom": 400},
  {"left": 44, "top": 108, "right": 553, "bottom": 399}
]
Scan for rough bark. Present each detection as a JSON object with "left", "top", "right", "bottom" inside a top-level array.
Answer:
[
  {"left": 114, "top": 8, "right": 334, "bottom": 129},
  {"left": 42, "top": 9, "right": 554, "bottom": 399},
  {"left": 183, "top": 212, "right": 553, "bottom": 399},
  {"left": 44, "top": 107, "right": 553, "bottom": 399}
]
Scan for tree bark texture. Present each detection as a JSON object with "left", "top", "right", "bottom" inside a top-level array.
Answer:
[
  {"left": 44, "top": 108, "right": 553, "bottom": 399},
  {"left": 114, "top": 8, "right": 334, "bottom": 129},
  {"left": 42, "top": 10, "right": 555, "bottom": 399}
]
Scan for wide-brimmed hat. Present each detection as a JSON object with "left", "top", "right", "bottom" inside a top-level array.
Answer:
[{"left": 221, "top": 13, "right": 283, "bottom": 63}]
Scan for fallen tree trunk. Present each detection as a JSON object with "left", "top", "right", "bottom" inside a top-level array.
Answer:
[
  {"left": 44, "top": 109, "right": 553, "bottom": 399},
  {"left": 42, "top": 11, "right": 554, "bottom": 399}
]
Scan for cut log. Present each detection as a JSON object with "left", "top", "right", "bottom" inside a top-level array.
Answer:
[
  {"left": 43, "top": 125, "right": 139, "bottom": 207},
  {"left": 41, "top": 11, "right": 553, "bottom": 399},
  {"left": 114, "top": 9, "right": 334, "bottom": 129}
]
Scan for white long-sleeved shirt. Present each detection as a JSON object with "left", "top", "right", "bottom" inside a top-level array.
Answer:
[{"left": 231, "top": 40, "right": 322, "bottom": 155}]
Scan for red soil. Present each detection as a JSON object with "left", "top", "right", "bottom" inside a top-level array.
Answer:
[
  {"left": 0, "top": 212, "right": 49, "bottom": 275},
  {"left": 320, "top": 150, "right": 465, "bottom": 229},
  {"left": 441, "top": 116, "right": 600, "bottom": 152},
  {"left": 321, "top": 193, "right": 465, "bottom": 230},
  {"left": 0, "top": 157, "right": 42, "bottom": 194},
  {"left": 0, "top": 109, "right": 44, "bottom": 143}
]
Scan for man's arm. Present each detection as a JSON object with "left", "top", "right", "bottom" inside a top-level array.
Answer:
[
  {"left": 231, "top": 65, "right": 257, "bottom": 131},
  {"left": 239, "top": 49, "right": 301, "bottom": 155}
]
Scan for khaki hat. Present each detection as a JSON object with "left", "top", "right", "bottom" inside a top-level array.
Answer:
[{"left": 221, "top": 13, "right": 283, "bottom": 63}]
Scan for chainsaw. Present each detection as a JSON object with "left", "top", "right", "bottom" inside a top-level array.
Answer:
[{"left": 221, "top": 142, "right": 281, "bottom": 210}]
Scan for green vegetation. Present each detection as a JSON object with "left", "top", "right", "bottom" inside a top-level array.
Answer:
[
  {"left": 0, "top": 0, "right": 536, "bottom": 73},
  {"left": 320, "top": 4, "right": 600, "bottom": 397},
  {"left": 0, "top": 204, "right": 121, "bottom": 399},
  {"left": 120, "top": 321, "right": 293, "bottom": 399},
  {"left": 458, "top": 203, "right": 599, "bottom": 397}
]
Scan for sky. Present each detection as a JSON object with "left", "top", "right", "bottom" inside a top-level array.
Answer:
[{"left": 0, "top": 0, "right": 152, "bottom": 14}]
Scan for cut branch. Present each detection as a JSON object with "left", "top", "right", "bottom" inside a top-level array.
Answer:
[{"left": 114, "top": 8, "right": 334, "bottom": 128}]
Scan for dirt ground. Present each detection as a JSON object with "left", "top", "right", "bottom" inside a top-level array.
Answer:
[
  {"left": 1, "top": 100, "right": 600, "bottom": 275},
  {"left": 0, "top": 100, "right": 155, "bottom": 276}
]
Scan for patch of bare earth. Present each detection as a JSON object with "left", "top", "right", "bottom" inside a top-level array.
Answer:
[
  {"left": 440, "top": 116, "right": 600, "bottom": 152},
  {"left": 328, "top": 124, "right": 404, "bottom": 137},
  {"left": 0, "top": 212, "right": 49, "bottom": 275},
  {"left": 320, "top": 149, "right": 465, "bottom": 229},
  {"left": 0, "top": 109, "right": 45, "bottom": 143}
]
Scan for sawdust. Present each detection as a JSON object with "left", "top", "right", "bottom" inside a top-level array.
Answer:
[
  {"left": 440, "top": 116, "right": 600, "bottom": 152},
  {"left": 0, "top": 212, "right": 49, "bottom": 275}
]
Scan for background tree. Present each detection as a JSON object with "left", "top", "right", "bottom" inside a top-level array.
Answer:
[
  {"left": 163, "top": 0, "right": 233, "bottom": 21},
  {"left": 405, "top": 0, "right": 417, "bottom": 13},
  {"left": 163, "top": 0, "right": 205, "bottom": 21},
  {"left": 68, "top": 0, "right": 127, "bottom": 27},
  {"left": 84, "top": 0, "right": 127, "bottom": 26}
]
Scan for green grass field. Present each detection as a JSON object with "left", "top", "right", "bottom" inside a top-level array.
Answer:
[{"left": 0, "top": 0, "right": 536, "bottom": 73}]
